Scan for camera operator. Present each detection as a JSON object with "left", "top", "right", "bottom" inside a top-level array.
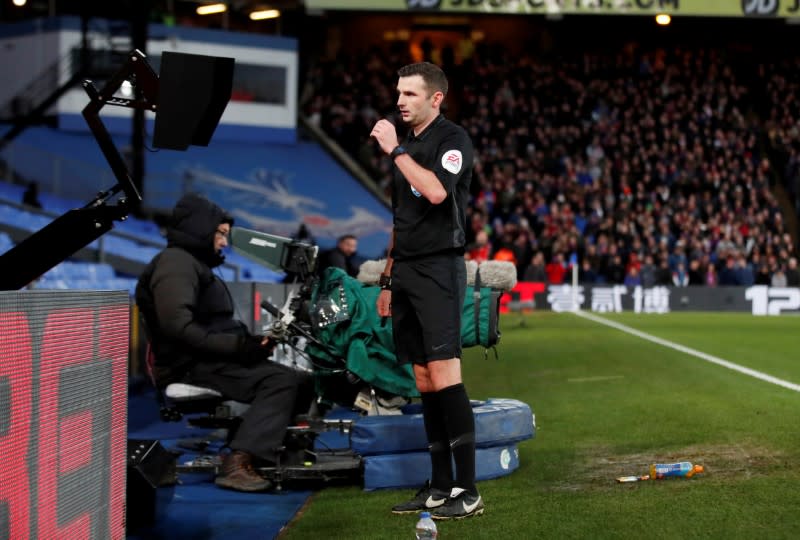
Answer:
[{"left": 136, "top": 193, "right": 311, "bottom": 492}]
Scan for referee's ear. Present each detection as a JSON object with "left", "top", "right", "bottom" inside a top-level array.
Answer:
[{"left": 431, "top": 91, "right": 445, "bottom": 109}]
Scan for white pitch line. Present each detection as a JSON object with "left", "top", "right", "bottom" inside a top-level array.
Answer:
[
  {"left": 568, "top": 375, "right": 625, "bottom": 383},
  {"left": 574, "top": 310, "right": 800, "bottom": 393}
]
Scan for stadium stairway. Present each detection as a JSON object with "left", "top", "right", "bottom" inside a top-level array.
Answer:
[{"left": 773, "top": 183, "right": 799, "bottom": 248}]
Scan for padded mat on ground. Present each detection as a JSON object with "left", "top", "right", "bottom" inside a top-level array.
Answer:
[
  {"left": 352, "top": 398, "right": 534, "bottom": 455},
  {"left": 363, "top": 444, "right": 520, "bottom": 491}
]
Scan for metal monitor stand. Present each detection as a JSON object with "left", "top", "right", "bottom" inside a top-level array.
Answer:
[{"left": 0, "top": 49, "right": 157, "bottom": 290}]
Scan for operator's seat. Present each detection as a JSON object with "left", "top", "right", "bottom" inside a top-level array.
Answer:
[
  {"left": 144, "top": 342, "right": 250, "bottom": 427},
  {"left": 136, "top": 298, "right": 251, "bottom": 430}
]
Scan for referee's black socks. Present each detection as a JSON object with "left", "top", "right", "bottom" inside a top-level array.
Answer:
[
  {"left": 421, "top": 391, "right": 453, "bottom": 491},
  {"left": 438, "top": 383, "right": 477, "bottom": 495}
]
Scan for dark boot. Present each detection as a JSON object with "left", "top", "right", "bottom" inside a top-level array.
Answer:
[{"left": 215, "top": 450, "right": 272, "bottom": 492}]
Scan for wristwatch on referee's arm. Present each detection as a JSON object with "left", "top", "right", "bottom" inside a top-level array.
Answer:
[
  {"left": 390, "top": 145, "right": 407, "bottom": 160},
  {"left": 379, "top": 273, "right": 392, "bottom": 290}
]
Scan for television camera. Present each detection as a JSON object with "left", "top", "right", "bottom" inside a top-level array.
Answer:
[
  {"left": 231, "top": 226, "right": 413, "bottom": 417},
  {"left": 229, "top": 226, "right": 327, "bottom": 352}
]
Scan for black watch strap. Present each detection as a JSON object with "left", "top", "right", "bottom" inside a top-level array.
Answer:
[
  {"left": 390, "top": 145, "right": 407, "bottom": 160},
  {"left": 379, "top": 273, "right": 392, "bottom": 289}
]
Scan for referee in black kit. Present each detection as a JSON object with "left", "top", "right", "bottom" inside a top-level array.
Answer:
[{"left": 370, "top": 62, "right": 483, "bottom": 520}]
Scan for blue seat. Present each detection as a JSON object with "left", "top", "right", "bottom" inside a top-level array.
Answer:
[
  {"left": 0, "top": 231, "right": 13, "bottom": 252},
  {"left": 224, "top": 251, "right": 282, "bottom": 283},
  {"left": 34, "top": 276, "right": 137, "bottom": 295},
  {"left": 38, "top": 193, "right": 82, "bottom": 214},
  {"left": 42, "top": 261, "right": 117, "bottom": 281},
  {"left": 0, "top": 182, "right": 25, "bottom": 201},
  {"left": 0, "top": 205, "right": 50, "bottom": 231},
  {"left": 115, "top": 218, "right": 165, "bottom": 243},
  {"left": 102, "top": 236, "right": 162, "bottom": 263},
  {"left": 33, "top": 278, "right": 71, "bottom": 290},
  {"left": 241, "top": 265, "right": 283, "bottom": 282}
]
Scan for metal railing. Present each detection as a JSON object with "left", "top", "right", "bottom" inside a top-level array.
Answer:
[
  {"left": 0, "top": 49, "right": 75, "bottom": 120},
  {"left": 2, "top": 140, "right": 117, "bottom": 201}
]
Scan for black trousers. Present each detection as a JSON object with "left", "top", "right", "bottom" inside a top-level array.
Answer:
[{"left": 184, "top": 360, "right": 313, "bottom": 461}]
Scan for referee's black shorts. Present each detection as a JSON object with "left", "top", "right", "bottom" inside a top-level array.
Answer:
[{"left": 390, "top": 253, "right": 466, "bottom": 364}]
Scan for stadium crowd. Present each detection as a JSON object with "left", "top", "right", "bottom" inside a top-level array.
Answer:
[{"left": 302, "top": 41, "right": 799, "bottom": 288}]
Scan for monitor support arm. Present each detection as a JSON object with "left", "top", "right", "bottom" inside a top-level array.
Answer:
[
  {"left": 0, "top": 49, "right": 157, "bottom": 290},
  {"left": 82, "top": 48, "right": 159, "bottom": 203}
]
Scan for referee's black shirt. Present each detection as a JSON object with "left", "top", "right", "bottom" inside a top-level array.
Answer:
[{"left": 391, "top": 114, "right": 474, "bottom": 260}]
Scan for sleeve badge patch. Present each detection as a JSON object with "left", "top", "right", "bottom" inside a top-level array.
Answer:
[{"left": 441, "top": 150, "right": 463, "bottom": 174}]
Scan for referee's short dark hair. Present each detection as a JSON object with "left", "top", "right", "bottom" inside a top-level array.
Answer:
[{"left": 398, "top": 62, "right": 448, "bottom": 98}]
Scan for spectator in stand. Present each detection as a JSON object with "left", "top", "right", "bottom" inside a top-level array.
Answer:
[
  {"left": 318, "top": 234, "right": 360, "bottom": 278},
  {"left": 656, "top": 259, "right": 673, "bottom": 286},
  {"left": 465, "top": 229, "right": 491, "bottom": 263},
  {"left": 605, "top": 253, "right": 625, "bottom": 285},
  {"left": 625, "top": 252, "right": 642, "bottom": 276},
  {"left": 687, "top": 259, "right": 703, "bottom": 285},
  {"left": 715, "top": 232, "right": 737, "bottom": 261},
  {"left": 718, "top": 256, "right": 738, "bottom": 286},
  {"left": 578, "top": 258, "right": 598, "bottom": 284},
  {"left": 523, "top": 251, "right": 548, "bottom": 282},
  {"left": 639, "top": 254, "right": 657, "bottom": 288},
  {"left": 672, "top": 262, "right": 690, "bottom": 287},
  {"left": 303, "top": 44, "right": 797, "bottom": 291},
  {"left": 623, "top": 266, "right": 642, "bottom": 287},
  {"left": 733, "top": 254, "right": 755, "bottom": 286},
  {"left": 545, "top": 253, "right": 568, "bottom": 284},
  {"left": 511, "top": 227, "right": 535, "bottom": 279},
  {"left": 705, "top": 262, "right": 719, "bottom": 287},
  {"left": 771, "top": 267, "right": 788, "bottom": 287},
  {"left": 754, "top": 262, "right": 771, "bottom": 285},
  {"left": 466, "top": 208, "right": 490, "bottom": 246},
  {"left": 583, "top": 243, "right": 602, "bottom": 275},
  {"left": 668, "top": 244, "right": 689, "bottom": 274},
  {"left": 786, "top": 257, "right": 800, "bottom": 286}
]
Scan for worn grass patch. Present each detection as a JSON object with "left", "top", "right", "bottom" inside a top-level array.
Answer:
[{"left": 550, "top": 442, "right": 786, "bottom": 492}]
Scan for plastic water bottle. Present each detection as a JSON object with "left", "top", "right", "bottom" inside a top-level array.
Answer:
[
  {"left": 649, "top": 461, "right": 704, "bottom": 479},
  {"left": 415, "top": 511, "right": 438, "bottom": 539}
]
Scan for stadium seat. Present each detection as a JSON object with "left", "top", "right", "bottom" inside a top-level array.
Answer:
[
  {"left": 0, "top": 231, "right": 12, "bottom": 252},
  {"left": 0, "top": 182, "right": 24, "bottom": 201},
  {"left": 42, "top": 261, "right": 117, "bottom": 281},
  {"left": 0, "top": 204, "right": 50, "bottom": 231},
  {"left": 141, "top": 325, "right": 248, "bottom": 444}
]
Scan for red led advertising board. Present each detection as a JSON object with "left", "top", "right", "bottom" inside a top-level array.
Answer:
[{"left": 0, "top": 291, "right": 128, "bottom": 540}]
